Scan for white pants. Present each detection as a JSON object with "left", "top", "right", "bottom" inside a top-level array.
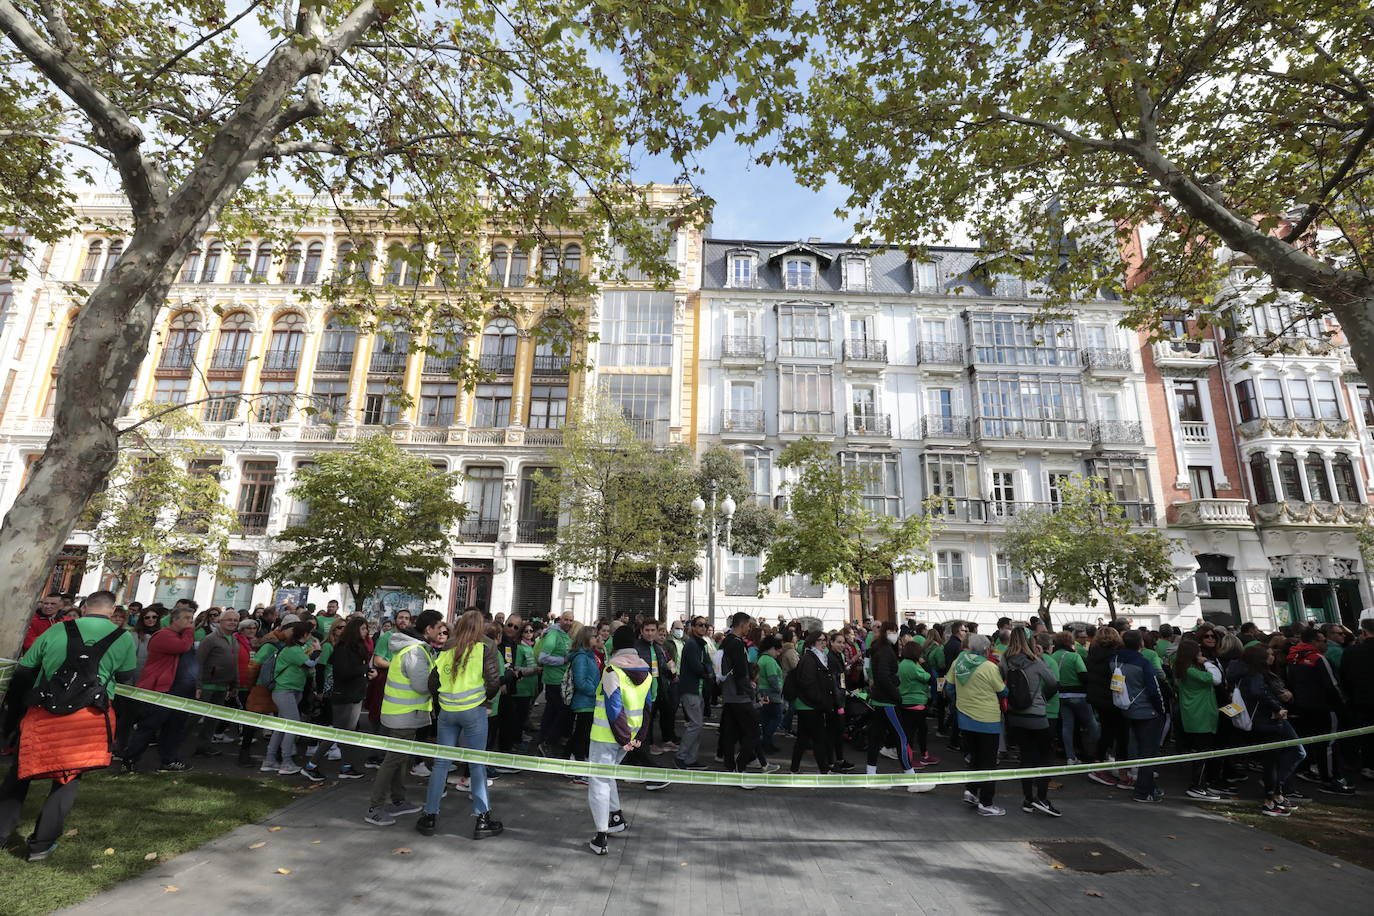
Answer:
[{"left": 587, "top": 740, "right": 625, "bottom": 832}]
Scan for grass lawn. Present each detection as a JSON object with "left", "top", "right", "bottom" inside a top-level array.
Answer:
[
  {"left": 1, "top": 769, "right": 306, "bottom": 916},
  {"left": 1224, "top": 798, "right": 1374, "bottom": 871}
]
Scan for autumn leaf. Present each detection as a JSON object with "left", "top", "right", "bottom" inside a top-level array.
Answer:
[
  {"left": 268, "top": 826, "right": 282, "bottom": 832},
  {"left": 249, "top": 842, "right": 267, "bottom": 850},
  {"left": 64, "top": 829, "right": 78, "bottom": 837},
  {"left": 103, "top": 848, "right": 115, "bottom": 856},
  {"left": 163, "top": 886, "right": 179, "bottom": 893},
  {"left": 144, "top": 852, "right": 159, "bottom": 861},
  {"left": 392, "top": 847, "right": 413, "bottom": 855},
  {"left": 1084, "top": 890, "right": 1104, "bottom": 898},
  {"left": 276, "top": 868, "right": 292, "bottom": 875}
]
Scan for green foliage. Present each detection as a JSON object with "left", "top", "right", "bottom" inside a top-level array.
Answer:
[
  {"left": 1000, "top": 476, "right": 1178, "bottom": 621},
  {"left": 760, "top": 438, "right": 936, "bottom": 616},
  {"left": 694, "top": 444, "right": 777, "bottom": 558},
  {"left": 80, "top": 407, "right": 237, "bottom": 592},
  {"left": 260, "top": 435, "right": 467, "bottom": 611}
]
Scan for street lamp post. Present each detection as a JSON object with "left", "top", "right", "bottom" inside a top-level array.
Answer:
[{"left": 691, "top": 481, "right": 736, "bottom": 628}]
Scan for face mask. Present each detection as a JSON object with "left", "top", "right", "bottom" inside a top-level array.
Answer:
[
  {"left": 671, "top": 629, "right": 683, "bottom": 639},
  {"left": 886, "top": 632, "right": 898, "bottom": 644}
]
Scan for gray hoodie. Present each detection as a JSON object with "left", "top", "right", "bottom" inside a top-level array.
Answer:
[
  {"left": 998, "top": 651, "right": 1058, "bottom": 729},
  {"left": 380, "top": 631, "right": 438, "bottom": 729}
]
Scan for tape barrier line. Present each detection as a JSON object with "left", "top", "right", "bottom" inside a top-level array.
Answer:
[{"left": 106, "top": 684, "right": 1374, "bottom": 789}]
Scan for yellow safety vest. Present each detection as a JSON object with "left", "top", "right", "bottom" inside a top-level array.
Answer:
[
  {"left": 435, "top": 643, "right": 487, "bottom": 712},
  {"left": 380, "top": 643, "right": 435, "bottom": 717},
  {"left": 590, "top": 664, "right": 652, "bottom": 745}
]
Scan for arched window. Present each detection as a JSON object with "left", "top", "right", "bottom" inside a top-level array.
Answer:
[
  {"left": 533, "top": 319, "right": 570, "bottom": 373},
  {"left": 403, "top": 243, "right": 425, "bottom": 285},
  {"left": 212, "top": 311, "right": 252, "bottom": 369},
  {"left": 201, "top": 242, "right": 223, "bottom": 283},
  {"left": 1249, "top": 453, "right": 1275, "bottom": 505},
  {"left": 281, "top": 243, "right": 302, "bottom": 285},
  {"left": 230, "top": 244, "right": 252, "bottom": 283},
  {"left": 480, "top": 317, "right": 518, "bottom": 373},
  {"left": 1304, "top": 452, "right": 1333, "bottom": 502},
  {"left": 252, "top": 243, "right": 272, "bottom": 282},
  {"left": 161, "top": 312, "right": 202, "bottom": 369},
  {"left": 317, "top": 316, "right": 356, "bottom": 372},
  {"left": 489, "top": 243, "right": 509, "bottom": 286},
  {"left": 80, "top": 239, "right": 103, "bottom": 281},
  {"left": 424, "top": 325, "right": 465, "bottom": 374},
  {"left": 335, "top": 241, "right": 353, "bottom": 281},
  {"left": 508, "top": 245, "right": 529, "bottom": 287},
  {"left": 178, "top": 247, "right": 201, "bottom": 284},
  {"left": 102, "top": 240, "right": 124, "bottom": 278},
  {"left": 563, "top": 243, "right": 581, "bottom": 277},
  {"left": 369, "top": 318, "right": 411, "bottom": 374},
  {"left": 266, "top": 312, "right": 306, "bottom": 372},
  {"left": 301, "top": 241, "right": 323, "bottom": 284}
]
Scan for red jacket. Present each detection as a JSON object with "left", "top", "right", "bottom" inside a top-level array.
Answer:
[
  {"left": 21, "top": 612, "right": 58, "bottom": 652},
  {"left": 136, "top": 627, "right": 195, "bottom": 693},
  {"left": 235, "top": 633, "right": 253, "bottom": 687}
]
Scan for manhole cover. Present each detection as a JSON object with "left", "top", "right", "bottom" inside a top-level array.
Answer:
[{"left": 1030, "top": 840, "right": 1149, "bottom": 874}]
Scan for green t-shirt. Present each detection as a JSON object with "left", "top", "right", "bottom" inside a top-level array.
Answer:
[
  {"left": 757, "top": 653, "right": 783, "bottom": 695},
  {"left": 375, "top": 631, "right": 401, "bottom": 663},
  {"left": 897, "top": 658, "right": 930, "bottom": 706},
  {"left": 314, "top": 614, "right": 342, "bottom": 638},
  {"left": 20, "top": 617, "right": 137, "bottom": 693},
  {"left": 273, "top": 645, "right": 310, "bottom": 692},
  {"left": 1141, "top": 648, "right": 1165, "bottom": 675},
  {"left": 514, "top": 643, "right": 539, "bottom": 698},
  {"left": 926, "top": 644, "right": 946, "bottom": 672},
  {"left": 1052, "top": 648, "right": 1086, "bottom": 688},
  {"left": 1326, "top": 643, "right": 1344, "bottom": 669},
  {"left": 1178, "top": 664, "right": 1219, "bottom": 734},
  {"left": 1042, "top": 652, "right": 1061, "bottom": 718},
  {"left": 537, "top": 626, "right": 571, "bottom": 685}
]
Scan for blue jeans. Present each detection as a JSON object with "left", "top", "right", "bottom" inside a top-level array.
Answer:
[
  {"left": 1126, "top": 714, "right": 1167, "bottom": 798},
  {"left": 1059, "top": 696, "right": 1100, "bottom": 759},
  {"left": 759, "top": 699, "right": 784, "bottom": 751},
  {"left": 424, "top": 707, "right": 489, "bottom": 816}
]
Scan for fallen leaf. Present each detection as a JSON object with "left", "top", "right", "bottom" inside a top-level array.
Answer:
[
  {"left": 392, "top": 847, "right": 413, "bottom": 855},
  {"left": 1189, "top": 883, "right": 1200, "bottom": 888},
  {"left": 1262, "top": 846, "right": 1274, "bottom": 852},
  {"left": 1050, "top": 863, "right": 1065, "bottom": 869},
  {"left": 268, "top": 826, "right": 282, "bottom": 832},
  {"left": 144, "top": 852, "right": 158, "bottom": 861},
  {"left": 249, "top": 842, "right": 267, "bottom": 850},
  {"left": 1332, "top": 863, "right": 1343, "bottom": 869},
  {"left": 310, "top": 840, "right": 321, "bottom": 845},
  {"left": 64, "top": 829, "right": 78, "bottom": 837},
  {"left": 103, "top": 848, "right": 115, "bottom": 856},
  {"left": 1084, "top": 890, "right": 1104, "bottom": 898},
  {"left": 1048, "top": 781, "right": 1064, "bottom": 789},
  {"left": 1165, "top": 834, "right": 1176, "bottom": 839},
  {"left": 1089, "top": 851, "right": 1102, "bottom": 857},
  {"left": 163, "top": 886, "right": 179, "bottom": 893},
  {"left": 90, "top": 864, "right": 102, "bottom": 870},
  {"left": 276, "top": 868, "right": 292, "bottom": 875},
  {"left": 1273, "top": 865, "right": 1289, "bottom": 872}
]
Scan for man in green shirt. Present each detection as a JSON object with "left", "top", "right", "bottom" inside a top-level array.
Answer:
[
  {"left": 536, "top": 611, "right": 574, "bottom": 754},
  {"left": 2, "top": 591, "right": 136, "bottom": 861}
]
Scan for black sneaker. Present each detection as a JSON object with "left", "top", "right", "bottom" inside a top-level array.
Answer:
[
  {"left": 1031, "top": 798, "right": 1062, "bottom": 817},
  {"left": 473, "top": 812, "right": 503, "bottom": 839},
  {"left": 416, "top": 813, "right": 436, "bottom": 836},
  {"left": 1283, "top": 788, "right": 1309, "bottom": 800},
  {"left": 1320, "top": 781, "right": 1356, "bottom": 796},
  {"left": 1021, "top": 799, "right": 1035, "bottom": 814},
  {"left": 588, "top": 831, "right": 608, "bottom": 855},
  {"left": 337, "top": 765, "right": 365, "bottom": 780},
  {"left": 607, "top": 810, "right": 628, "bottom": 834},
  {"left": 1295, "top": 768, "right": 1321, "bottom": 784},
  {"left": 301, "top": 765, "right": 326, "bottom": 784},
  {"left": 158, "top": 761, "right": 192, "bottom": 773},
  {"left": 120, "top": 759, "right": 136, "bottom": 775}
]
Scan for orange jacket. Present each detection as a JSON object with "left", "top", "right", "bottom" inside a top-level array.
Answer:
[{"left": 18, "top": 706, "right": 114, "bottom": 784}]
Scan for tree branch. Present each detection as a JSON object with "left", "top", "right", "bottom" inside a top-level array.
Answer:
[
  {"left": 133, "top": 0, "right": 268, "bottom": 102},
  {"left": 988, "top": 110, "right": 1132, "bottom": 152},
  {"left": 34, "top": 0, "right": 71, "bottom": 54},
  {"left": 0, "top": 128, "right": 114, "bottom": 162},
  {"left": 1281, "top": 114, "right": 1374, "bottom": 243}
]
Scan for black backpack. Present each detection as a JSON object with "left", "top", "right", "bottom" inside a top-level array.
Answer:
[
  {"left": 1006, "top": 664, "right": 1035, "bottom": 712},
  {"left": 28, "top": 620, "right": 127, "bottom": 715},
  {"left": 782, "top": 665, "right": 799, "bottom": 702}
]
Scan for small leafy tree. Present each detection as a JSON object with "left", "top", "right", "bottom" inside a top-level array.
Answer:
[
  {"left": 760, "top": 438, "right": 937, "bottom": 619},
  {"left": 81, "top": 408, "right": 238, "bottom": 595},
  {"left": 695, "top": 444, "right": 778, "bottom": 558},
  {"left": 260, "top": 435, "right": 466, "bottom": 613},
  {"left": 997, "top": 508, "right": 1081, "bottom": 633}
]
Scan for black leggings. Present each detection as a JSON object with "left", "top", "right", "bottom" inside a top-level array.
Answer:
[
  {"left": 866, "top": 707, "right": 912, "bottom": 768},
  {"left": 900, "top": 706, "right": 928, "bottom": 755},
  {"left": 1094, "top": 705, "right": 1129, "bottom": 762},
  {"left": 965, "top": 730, "right": 1000, "bottom": 806},
  {"left": 1180, "top": 729, "right": 1223, "bottom": 789},
  {"left": 567, "top": 710, "right": 593, "bottom": 761},
  {"left": 790, "top": 709, "right": 833, "bottom": 773},
  {"left": 1007, "top": 723, "right": 1053, "bottom": 801}
]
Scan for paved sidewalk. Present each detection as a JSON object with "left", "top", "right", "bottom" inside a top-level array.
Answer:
[{"left": 59, "top": 763, "right": 1374, "bottom": 916}]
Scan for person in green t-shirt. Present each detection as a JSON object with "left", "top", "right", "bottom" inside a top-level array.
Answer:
[
  {"left": 262, "top": 621, "right": 316, "bottom": 775},
  {"left": 897, "top": 639, "right": 939, "bottom": 765},
  {"left": 1172, "top": 638, "right": 1225, "bottom": 799},
  {"left": 535, "top": 612, "right": 574, "bottom": 750},
  {"left": 1051, "top": 631, "right": 1098, "bottom": 763}
]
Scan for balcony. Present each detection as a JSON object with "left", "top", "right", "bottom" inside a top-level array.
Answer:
[
  {"left": 1092, "top": 420, "right": 1145, "bottom": 445},
  {"left": 846, "top": 413, "right": 891, "bottom": 438},
  {"left": 237, "top": 512, "right": 269, "bottom": 535},
  {"left": 459, "top": 518, "right": 501, "bottom": 543},
  {"left": 1152, "top": 338, "right": 1217, "bottom": 369},
  {"left": 927, "top": 497, "right": 1155, "bottom": 526},
  {"left": 916, "top": 341, "right": 965, "bottom": 369},
  {"left": 315, "top": 350, "right": 354, "bottom": 372},
  {"left": 939, "top": 578, "right": 971, "bottom": 601},
  {"left": 926, "top": 497, "right": 987, "bottom": 523},
  {"left": 843, "top": 339, "right": 888, "bottom": 367},
  {"left": 369, "top": 352, "right": 408, "bottom": 374},
  {"left": 1253, "top": 500, "right": 1374, "bottom": 527},
  {"left": 975, "top": 417, "right": 1090, "bottom": 443},
  {"left": 1179, "top": 420, "right": 1210, "bottom": 444},
  {"left": 210, "top": 348, "right": 248, "bottom": 371},
  {"left": 1237, "top": 417, "right": 1355, "bottom": 441},
  {"left": 411, "top": 427, "right": 453, "bottom": 444},
  {"left": 516, "top": 519, "right": 558, "bottom": 544},
  {"left": 780, "top": 411, "right": 835, "bottom": 437},
  {"left": 721, "top": 409, "right": 765, "bottom": 439},
  {"left": 532, "top": 354, "right": 570, "bottom": 374},
  {"left": 999, "top": 583, "right": 1031, "bottom": 603},
  {"left": 524, "top": 428, "right": 564, "bottom": 447},
  {"left": 627, "top": 417, "right": 670, "bottom": 446},
  {"left": 478, "top": 353, "right": 516, "bottom": 374},
  {"left": 422, "top": 355, "right": 461, "bottom": 374},
  {"left": 262, "top": 350, "right": 300, "bottom": 373},
  {"left": 1171, "top": 498, "right": 1254, "bottom": 528},
  {"left": 1080, "top": 347, "right": 1132, "bottom": 374},
  {"left": 921, "top": 415, "right": 971, "bottom": 439},
  {"left": 158, "top": 347, "right": 196, "bottom": 371},
  {"left": 721, "top": 335, "right": 765, "bottom": 363}
]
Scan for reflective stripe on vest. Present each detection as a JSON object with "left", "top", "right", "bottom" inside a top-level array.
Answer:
[
  {"left": 589, "top": 664, "right": 651, "bottom": 745},
  {"left": 435, "top": 644, "right": 487, "bottom": 712},
  {"left": 380, "top": 643, "right": 434, "bottom": 716}
]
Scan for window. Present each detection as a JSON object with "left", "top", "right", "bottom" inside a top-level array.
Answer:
[
  {"left": 317, "top": 317, "right": 356, "bottom": 372},
  {"left": 201, "top": 242, "right": 222, "bottom": 283},
  {"left": 925, "top": 453, "right": 980, "bottom": 519},
  {"left": 384, "top": 243, "right": 407, "bottom": 284},
  {"left": 997, "top": 554, "right": 1028, "bottom": 600},
  {"left": 562, "top": 244, "right": 581, "bottom": 277},
  {"left": 1189, "top": 466, "right": 1216, "bottom": 499},
  {"left": 540, "top": 244, "right": 561, "bottom": 280},
  {"left": 844, "top": 257, "right": 868, "bottom": 291},
  {"left": 725, "top": 553, "right": 760, "bottom": 596},
  {"left": 790, "top": 574, "right": 823, "bottom": 598},
  {"left": 915, "top": 260, "right": 940, "bottom": 291},
  {"left": 603, "top": 374, "right": 669, "bottom": 442},
  {"left": 300, "top": 242, "right": 323, "bottom": 284},
  {"left": 1304, "top": 453, "right": 1332, "bottom": 501},
  {"left": 937, "top": 550, "right": 969, "bottom": 599},
  {"left": 203, "top": 379, "right": 241, "bottom": 421},
  {"left": 783, "top": 257, "right": 814, "bottom": 290},
  {"left": 508, "top": 245, "right": 529, "bottom": 287},
  {"left": 528, "top": 384, "right": 567, "bottom": 429},
  {"left": 841, "top": 451, "right": 901, "bottom": 516},
  {"left": 1333, "top": 455, "right": 1361, "bottom": 503},
  {"left": 473, "top": 383, "right": 512, "bottom": 427},
  {"left": 256, "top": 380, "right": 294, "bottom": 423},
  {"left": 1242, "top": 298, "right": 1322, "bottom": 339},
  {"left": 425, "top": 327, "right": 465, "bottom": 373},
  {"left": 975, "top": 373, "right": 1086, "bottom": 438},
  {"left": 1249, "top": 453, "right": 1277, "bottom": 504},
  {"left": 969, "top": 313, "right": 1077, "bottom": 366},
  {"left": 1174, "top": 381, "right": 1204, "bottom": 422},
  {"left": 990, "top": 470, "right": 1016, "bottom": 516},
  {"left": 334, "top": 240, "right": 372, "bottom": 282},
  {"left": 1315, "top": 380, "right": 1342, "bottom": 419},
  {"left": 419, "top": 382, "right": 457, "bottom": 427},
  {"left": 1046, "top": 471, "right": 1072, "bottom": 505},
  {"left": 599, "top": 291, "right": 674, "bottom": 367},
  {"left": 730, "top": 253, "right": 754, "bottom": 288},
  {"left": 1095, "top": 393, "right": 1120, "bottom": 423},
  {"left": 229, "top": 244, "right": 252, "bottom": 283},
  {"left": 479, "top": 317, "right": 518, "bottom": 373},
  {"left": 265, "top": 313, "right": 305, "bottom": 373},
  {"left": 80, "top": 240, "right": 103, "bottom": 281},
  {"left": 742, "top": 450, "right": 772, "bottom": 503},
  {"left": 102, "top": 240, "right": 123, "bottom": 278},
  {"left": 489, "top": 243, "right": 509, "bottom": 286},
  {"left": 519, "top": 467, "right": 558, "bottom": 541},
  {"left": 848, "top": 315, "right": 874, "bottom": 342},
  {"left": 310, "top": 379, "right": 348, "bottom": 424},
  {"left": 1235, "top": 380, "right": 1258, "bottom": 422},
  {"left": 213, "top": 311, "right": 253, "bottom": 370},
  {"left": 1289, "top": 379, "right": 1315, "bottom": 419},
  {"left": 281, "top": 243, "right": 301, "bottom": 284},
  {"left": 465, "top": 466, "right": 503, "bottom": 529},
  {"left": 850, "top": 386, "right": 876, "bottom": 423},
  {"left": 1260, "top": 378, "right": 1288, "bottom": 418},
  {"left": 237, "top": 460, "right": 277, "bottom": 531},
  {"left": 532, "top": 321, "right": 570, "bottom": 374},
  {"left": 370, "top": 321, "right": 411, "bottom": 373},
  {"left": 924, "top": 319, "right": 948, "bottom": 343},
  {"left": 162, "top": 312, "right": 202, "bottom": 368},
  {"left": 779, "top": 364, "right": 833, "bottom": 433},
  {"left": 1087, "top": 457, "right": 1150, "bottom": 506},
  {"left": 178, "top": 248, "right": 201, "bottom": 284},
  {"left": 778, "top": 303, "right": 831, "bottom": 358},
  {"left": 154, "top": 558, "right": 200, "bottom": 605},
  {"left": 1082, "top": 325, "right": 1109, "bottom": 350},
  {"left": 363, "top": 381, "right": 400, "bottom": 425},
  {"left": 213, "top": 552, "right": 257, "bottom": 607},
  {"left": 252, "top": 243, "right": 272, "bottom": 282},
  {"left": 1276, "top": 451, "right": 1303, "bottom": 500},
  {"left": 153, "top": 376, "right": 189, "bottom": 404}
]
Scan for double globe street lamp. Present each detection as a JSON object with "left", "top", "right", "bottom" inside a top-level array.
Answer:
[{"left": 690, "top": 482, "right": 736, "bottom": 628}]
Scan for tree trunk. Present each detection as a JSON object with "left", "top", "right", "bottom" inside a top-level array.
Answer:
[
  {"left": 1038, "top": 597, "right": 1054, "bottom": 633},
  {"left": 857, "top": 575, "right": 870, "bottom": 622},
  {"left": 656, "top": 567, "right": 669, "bottom": 624}
]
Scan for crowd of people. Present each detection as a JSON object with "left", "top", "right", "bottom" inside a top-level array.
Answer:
[{"left": 3, "top": 589, "right": 1373, "bottom": 860}]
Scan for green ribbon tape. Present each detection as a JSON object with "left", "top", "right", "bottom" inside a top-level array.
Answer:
[{"left": 108, "top": 683, "right": 1374, "bottom": 789}]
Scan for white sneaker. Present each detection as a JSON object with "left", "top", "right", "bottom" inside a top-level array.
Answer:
[
  {"left": 879, "top": 747, "right": 899, "bottom": 760},
  {"left": 963, "top": 790, "right": 979, "bottom": 806},
  {"left": 758, "top": 763, "right": 780, "bottom": 774},
  {"left": 409, "top": 762, "right": 432, "bottom": 777},
  {"left": 278, "top": 763, "right": 302, "bottom": 776},
  {"left": 977, "top": 803, "right": 1006, "bottom": 817},
  {"left": 260, "top": 761, "right": 279, "bottom": 773},
  {"left": 326, "top": 744, "right": 342, "bottom": 762},
  {"left": 908, "top": 782, "right": 935, "bottom": 794},
  {"left": 211, "top": 733, "right": 236, "bottom": 744}
]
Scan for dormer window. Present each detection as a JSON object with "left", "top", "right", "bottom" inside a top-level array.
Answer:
[
  {"left": 843, "top": 256, "right": 869, "bottom": 292},
  {"left": 730, "top": 252, "right": 755, "bottom": 288},
  {"left": 784, "top": 257, "right": 815, "bottom": 290},
  {"left": 914, "top": 260, "right": 941, "bottom": 292}
]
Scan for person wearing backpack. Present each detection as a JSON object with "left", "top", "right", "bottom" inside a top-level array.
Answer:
[
  {"left": 1116, "top": 629, "right": 1168, "bottom": 803},
  {"left": 1238, "top": 643, "right": 1302, "bottom": 816},
  {"left": 0, "top": 590, "right": 136, "bottom": 861},
  {"left": 999, "top": 627, "right": 1061, "bottom": 816}
]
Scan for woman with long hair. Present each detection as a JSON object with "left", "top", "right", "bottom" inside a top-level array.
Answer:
[
  {"left": 1173, "top": 638, "right": 1225, "bottom": 799},
  {"left": 419, "top": 609, "right": 503, "bottom": 839},
  {"left": 1082, "top": 625, "right": 1126, "bottom": 786},
  {"left": 1237, "top": 643, "right": 1302, "bottom": 816},
  {"left": 565, "top": 625, "right": 604, "bottom": 774},
  {"left": 303, "top": 616, "right": 372, "bottom": 781},
  {"left": 999, "top": 627, "right": 1060, "bottom": 815},
  {"left": 865, "top": 622, "right": 927, "bottom": 792},
  {"left": 789, "top": 631, "right": 838, "bottom": 774},
  {"left": 261, "top": 621, "right": 316, "bottom": 776},
  {"left": 897, "top": 638, "right": 939, "bottom": 767}
]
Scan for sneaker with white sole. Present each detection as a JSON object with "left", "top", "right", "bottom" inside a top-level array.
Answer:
[
  {"left": 337, "top": 765, "right": 365, "bottom": 780},
  {"left": 588, "top": 832, "right": 609, "bottom": 855},
  {"left": 278, "top": 763, "right": 302, "bottom": 776},
  {"left": 963, "top": 790, "right": 979, "bottom": 806},
  {"left": 211, "top": 733, "right": 237, "bottom": 744},
  {"left": 879, "top": 747, "right": 899, "bottom": 760},
  {"left": 409, "top": 762, "right": 432, "bottom": 777},
  {"left": 260, "top": 761, "right": 281, "bottom": 773},
  {"left": 976, "top": 803, "right": 1006, "bottom": 817},
  {"left": 607, "top": 810, "right": 628, "bottom": 834},
  {"left": 326, "top": 745, "right": 342, "bottom": 762},
  {"left": 908, "top": 781, "right": 934, "bottom": 794},
  {"left": 301, "top": 764, "right": 325, "bottom": 783},
  {"left": 387, "top": 801, "right": 423, "bottom": 817},
  {"left": 758, "top": 763, "right": 780, "bottom": 774},
  {"left": 365, "top": 807, "right": 397, "bottom": 827},
  {"left": 1031, "top": 798, "right": 1062, "bottom": 817},
  {"left": 1185, "top": 786, "right": 1222, "bottom": 801}
]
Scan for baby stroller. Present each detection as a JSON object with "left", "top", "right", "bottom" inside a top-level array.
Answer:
[{"left": 844, "top": 691, "right": 874, "bottom": 752}]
